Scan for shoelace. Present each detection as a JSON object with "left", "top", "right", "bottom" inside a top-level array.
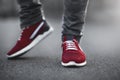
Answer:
[
  {"left": 65, "top": 41, "right": 77, "bottom": 50},
  {"left": 18, "top": 27, "right": 29, "bottom": 41},
  {"left": 18, "top": 31, "right": 23, "bottom": 41}
]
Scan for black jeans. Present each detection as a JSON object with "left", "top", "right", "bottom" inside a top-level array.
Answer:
[{"left": 17, "top": 0, "right": 89, "bottom": 41}]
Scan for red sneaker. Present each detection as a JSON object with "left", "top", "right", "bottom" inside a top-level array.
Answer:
[
  {"left": 61, "top": 39, "right": 87, "bottom": 67},
  {"left": 7, "top": 20, "right": 53, "bottom": 58}
]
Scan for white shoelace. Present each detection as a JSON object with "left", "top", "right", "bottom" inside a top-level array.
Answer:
[
  {"left": 18, "top": 31, "right": 23, "bottom": 41},
  {"left": 65, "top": 41, "right": 77, "bottom": 50},
  {"left": 18, "top": 27, "right": 29, "bottom": 41}
]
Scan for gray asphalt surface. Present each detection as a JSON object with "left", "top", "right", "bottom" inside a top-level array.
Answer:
[{"left": 0, "top": 18, "right": 120, "bottom": 80}]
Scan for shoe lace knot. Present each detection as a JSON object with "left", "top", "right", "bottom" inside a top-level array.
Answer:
[{"left": 65, "top": 41, "right": 77, "bottom": 50}]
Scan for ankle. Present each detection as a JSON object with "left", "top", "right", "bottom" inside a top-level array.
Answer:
[{"left": 62, "top": 35, "right": 81, "bottom": 42}]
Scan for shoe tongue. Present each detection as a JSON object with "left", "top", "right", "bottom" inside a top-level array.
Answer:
[
  {"left": 66, "top": 36, "right": 74, "bottom": 41},
  {"left": 66, "top": 40, "right": 73, "bottom": 43},
  {"left": 65, "top": 40, "right": 74, "bottom": 44}
]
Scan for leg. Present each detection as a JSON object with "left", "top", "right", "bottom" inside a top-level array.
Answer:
[
  {"left": 17, "top": 0, "right": 43, "bottom": 29},
  {"left": 61, "top": 0, "right": 89, "bottom": 66},
  {"left": 7, "top": 0, "right": 53, "bottom": 58},
  {"left": 62, "top": 0, "right": 89, "bottom": 42}
]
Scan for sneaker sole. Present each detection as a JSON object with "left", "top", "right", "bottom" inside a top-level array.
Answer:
[
  {"left": 61, "top": 61, "right": 87, "bottom": 67},
  {"left": 7, "top": 26, "right": 54, "bottom": 58}
]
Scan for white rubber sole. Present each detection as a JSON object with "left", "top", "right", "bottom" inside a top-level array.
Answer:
[
  {"left": 7, "top": 26, "right": 54, "bottom": 58},
  {"left": 61, "top": 61, "right": 87, "bottom": 67}
]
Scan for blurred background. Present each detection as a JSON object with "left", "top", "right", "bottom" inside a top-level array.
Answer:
[{"left": 0, "top": 0, "right": 120, "bottom": 80}]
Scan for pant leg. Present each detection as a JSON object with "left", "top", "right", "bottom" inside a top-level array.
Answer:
[
  {"left": 17, "top": 0, "right": 43, "bottom": 29},
  {"left": 62, "top": 0, "right": 89, "bottom": 42}
]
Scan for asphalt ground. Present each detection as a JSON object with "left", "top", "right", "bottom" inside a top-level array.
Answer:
[{"left": 0, "top": 18, "right": 120, "bottom": 80}]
